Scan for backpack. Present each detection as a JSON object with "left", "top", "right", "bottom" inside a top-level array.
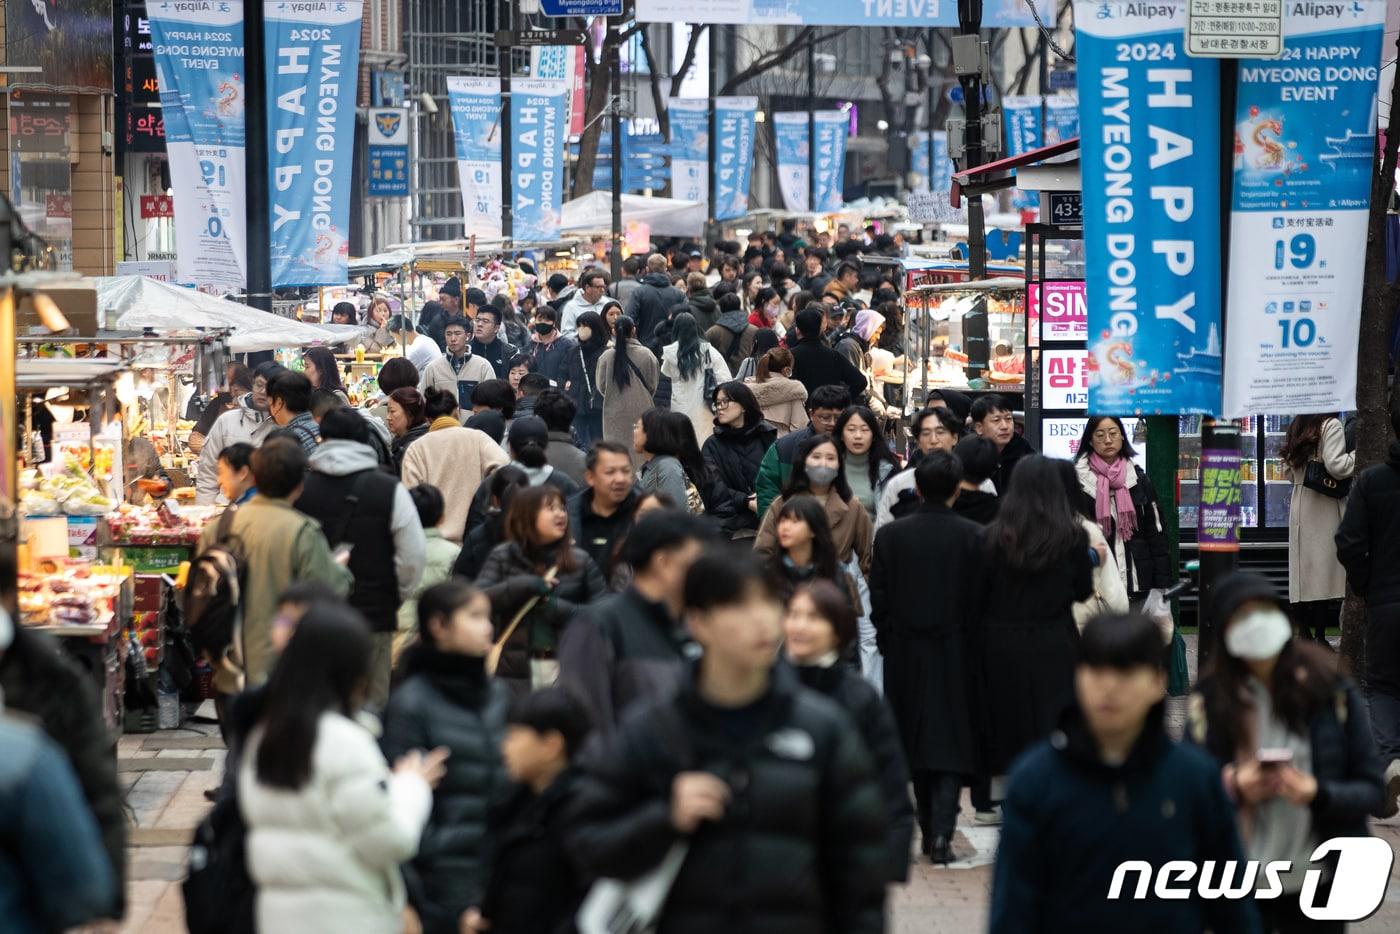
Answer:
[
  {"left": 183, "top": 507, "right": 244, "bottom": 659},
  {"left": 183, "top": 791, "right": 255, "bottom": 934}
]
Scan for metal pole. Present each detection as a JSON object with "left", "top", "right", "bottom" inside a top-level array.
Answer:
[
  {"left": 958, "top": 0, "right": 986, "bottom": 280},
  {"left": 1038, "top": 32, "right": 1048, "bottom": 141},
  {"left": 807, "top": 36, "right": 817, "bottom": 213},
  {"left": 926, "top": 29, "right": 936, "bottom": 192},
  {"left": 706, "top": 30, "right": 718, "bottom": 251},
  {"left": 499, "top": 0, "right": 513, "bottom": 242},
  {"left": 610, "top": 21, "right": 623, "bottom": 283},
  {"left": 244, "top": 0, "right": 272, "bottom": 311}
]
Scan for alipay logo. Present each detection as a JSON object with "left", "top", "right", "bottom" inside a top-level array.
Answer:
[{"left": 1109, "top": 838, "right": 1392, "bottom": 921}]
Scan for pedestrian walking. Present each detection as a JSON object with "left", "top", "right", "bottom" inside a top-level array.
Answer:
[
  {"left": 971, "top": 394, "right": 1034, "bottom": 493},
  {"left": 461, "top": 415, "right": 580, "bottom": 538},
  {"left": 596, "top": 315, "right": 659, "bottom": 463},
  {"left": 952, "top": 434, "right": 1000, "bottom": 524},
  {"left": 535, "top": 388, "right": 588, "bottom": 486},
  {"left": 386, "top": 386, "right": 430, "bottom": 475},
  {"left": 528, "top": 306, "right": 576, "bottom": 386},
  {"left": 764, "top": 494, "right": 861, "bottom": 612},
  {"left": 475, "top": 485, "right": 607, "bottom": 695},
  {"left": 561, "top": 309, "right": 609, "bottom": 448},
  {"left": 399, "top": 388, "right": 510, "bottom": 544},
  {"left": 266, "top": 371, "right": 320, "bottom": 453},
  {"left": 789, "top": 306, "right": 868, "bottom": 401},
  {"left": 566, "top": 552, "right": 889, "bottom": 934},
  {"left": 1280, "top": 414, "right": 1355, "bottom": 641},
  {"left": 1054, "top": 459, "right": 1130, "bottom": 631},
  {"left": 1187, "top": 572, "right": 1382, "bottom": 932},
  {"left": 239, "top": 604, "right": 448, "bottom": 934},
  {"left": 396, "top": 485, "right": 462, "bottom": 662},
  {"left": 662, "top": 311, "right": 732, "bottom": 446},
  {"left": 754, "top": 383, "right": 850, "bottom": 517},
  {"left": 624, "top": 253, "right": 686, "bottom": 344},
  {"left": 302, "top": 346, "right": 349, "bottom": 404},
  {"left": 468, "top": 304, "right": 518, "bottom": 380},
  {"left": 744, "top": 347, "right": 808, "bottom": 437},
  {"left": 991, "top": 613, "right": 1262, "bottom": 934},
  {"left": 702, "top": 380, "right": 777, "bottom": 538},
  {"left": 755, "top": 432, "right": 874, "bottom": 579},
  {"left": 196, "top": 362, "right": 280, "bottom": 503},
  {"left": 635, "top": 408, "right": 709, "bottom": 515},
  {"left": 381, "top": 582, "right": 511, "bottom": 934},
  {"left": 454, "top": 466, "right": 529, "bottom": 582},
  {"left": 835, "top": 405, "right": 900, "bottom": 522},
  {"left": 420, "top": 315, "right": 495, "bottom": 409},
  {"left": 784, "top": 579, "right": 915, "bottom": 881},
  {"left": 876, "top": 406, "right": 961, "bottom": 528}
]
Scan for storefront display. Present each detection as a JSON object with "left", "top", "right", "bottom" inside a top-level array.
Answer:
[{"left": 897, "top": 278, "right": 1027, "bottom": 408}]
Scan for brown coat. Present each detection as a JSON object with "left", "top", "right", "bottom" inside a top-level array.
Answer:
[
  {"left": 746, "top": 374, "right": 808, "bottom": 436},
  {"left": 753, "top": 487, "right": 874, "bottom": 576}
]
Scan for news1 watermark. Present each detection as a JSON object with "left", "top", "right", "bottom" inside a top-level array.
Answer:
[{"left": 1108, "top": 838, "right": 1395, "bottom": 921}]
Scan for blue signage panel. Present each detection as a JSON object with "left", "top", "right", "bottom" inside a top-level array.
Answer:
[{"left": 541, "top": 0, "right": 623, "bottom": 14}]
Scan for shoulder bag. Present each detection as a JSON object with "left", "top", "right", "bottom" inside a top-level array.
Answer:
[
  {"left": 1303, "top": 457, "right": 1350, "bottom": 500},
  {"left": 623, "top": 350, "right": 655, "bottom": 396},
  {"left": 701, "top": 348, "right": 718, "bottom": 408},
  {"left": 486, "top": 566, "right": 559, "bottom": 677}
]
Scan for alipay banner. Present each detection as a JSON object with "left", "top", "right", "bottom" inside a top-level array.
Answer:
[
  {"left": 511, "top": 78, "right": 570, "bottom": 242},
  {"left": 147, "top": 0, "right": 247, "bottom": 291},
  {"left": 1076, "top": 0, "right": 1222, "bottom": 415},
  {"left": 714, "top": 96, "right": 758, "bottom": 222},
  {"left": 266, "top": 0, "right": 363, "bottom": 287},
  {"left": 636, "top": 0, "right": 1054, "bottom": 28},
  {"left": 910, "top": 130, "right": 952, "bottom": 193},
  {"left": 1222, "top": 1, "right": 1384, "bottom": 416},
  {"left": 669, "top": 98, "right": 710, "bottom": 208},
  {"left": 447, "top": 76, "right": 503, "bottom": 239}
]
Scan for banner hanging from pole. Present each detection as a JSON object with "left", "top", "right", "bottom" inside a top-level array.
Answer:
[
  {"left": 910, "top": 130, "right": 952, "bottom": 194},
  {"left": 773, "top": 111, "right": 848, "bottom": 212},
  {"left": 1076, "top": 0, "right": 1222, "bottom": 415},
  {"left": 714, "top": 96, "right": 758, "bottom": 222},
  {"left": 147, "top": 0, "right": 247, "bottom": 292},
  {"left": 812, "top": 110, "right": 849, "bottom": 212},
  {"left": 510, "top": 78, "right": 569, "bottom": 243},
  {"left": 265, "top": 0, "right": 363, "bottom": 287},
  {"left": 1221, "top": 2, "right": 1384, "bottom": 416},
  {"left": 669, "top": 98, "right": 710, "bottom": 211},
  {"left": 635, "top": 0, "right": 1054, "bottom": 28},
  {"left": 447, "top": 77, "right": 504, "bottom": 239}
]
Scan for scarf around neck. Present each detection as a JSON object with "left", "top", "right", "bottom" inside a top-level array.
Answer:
[{"left": 1088, "top": 452, "right": 1137, "bottom": 542}]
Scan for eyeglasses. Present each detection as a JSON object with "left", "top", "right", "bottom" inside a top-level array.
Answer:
[
  {"left": 712, "top": 398, "right": 736, "bottom": 411},
  {"left": 1092, "top": 429, "right": 1123, "bottom": 441}
]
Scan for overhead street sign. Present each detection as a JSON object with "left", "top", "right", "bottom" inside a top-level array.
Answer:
[
  {"left": 495, "top": 30, "right": 587, "bottom": 48},
  {"left": 1187, "top": 0, "right": 1283, "bottom": 58},
  {"left": 540, "top": 0, "right": 623, "bottom": 14}
]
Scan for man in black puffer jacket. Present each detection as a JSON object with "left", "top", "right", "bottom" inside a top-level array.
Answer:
[
  {"left": 566, "top": 553, "right": 888, "bottom": 934},
  {"left": 625, "top": 253, "right": 686, "bottom": 345}
]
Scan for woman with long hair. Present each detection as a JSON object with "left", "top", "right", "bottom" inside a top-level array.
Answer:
[
  {"left": 562, "top": 309, "right": 609, "bottom": 447},
  {"left": 1188, "top": 572, "right": 1382, "bottom": 931},
  {"left": 357, "top": 295, "right": 395, "bottom": 353},
  {"left": 387, "top": 387, "right": 430, "bottom": 475},
  {"left": 702, "top": 380, "right": 776, "bottom": 537},
  {"left": 1053, "top": 458, "right": 1131, "bottom": 632},
  {"left": 302, "top": 346, "right": 349, "bottom": 403},
  {"left": 453, "top": 465, "right": 529, "bottom": 580},
  {"left": 835, "top": 405, "right": 901, "bottom": 521},
  {"left": 748, "top": 286, "right": 783, "bottom": 331},
  {"left": 744, "top": 346, "right": 808, "bottom": 435},
  {"left": 661, "top": 310, "right": 732, "bottom": 446},
  {"left": 634, "top": 408, "right": 709, "bottom": 515},
  {"left": 595, "top": 315, "right": 659, "bottom": 463},
  {"left": 239, "top": 603, "right": 447, "bottom": 934},
  {"left": 1071, "top": 415, "right": 1171, "bottom": 604},
  {"left": 784, "top": 579, "right": 914, "bottom": 882},
  {"left": 740, "top": 271, "right": 765, "bottom": 315},
  {"left": 755, "top": 433, "right": 872, "bottom": 575},
  {"left": 381, "top": 582, "right": 511, "bottom": 934},
  {"left": 492, "top": 294, "right": 530, "bottom": 350},
  {"left": 475, "top": 485, "right": 607, "bottom": 695},
  {"left": 765, "top": 495, "right": 860, "bottom": 611},
  {"left": 977, "top": 455, "right": 1098, "bottom": 780},
  {"left": 1279, "top": 413, "right": 1355, "bottom": 642}
]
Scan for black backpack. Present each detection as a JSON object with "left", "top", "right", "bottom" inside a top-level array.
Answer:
[
  {"left": 183, "top": 507, "right": 244, "bottom": 658},
  {"left": 183, "top": 791, "right": 255, "bottom": 934}
]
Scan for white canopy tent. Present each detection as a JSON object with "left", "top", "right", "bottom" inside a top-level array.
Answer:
[
  {"left": 92, "top": 276, "right": 368, "bottom": 353},
  {"left": 559, "top": 191, "right": 706, "bottom": 238}
]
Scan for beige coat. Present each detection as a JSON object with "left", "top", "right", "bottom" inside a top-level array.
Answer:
[
  {"left": 1285, "top": 417, "right": 1355, "bottom": 603},
  {"left": 596, "top": 341, "right": 660, "bottom": 465},
  {"left": 746, "top": 374, "right": 808, "bottom": 436},
  {"left": 418, "top": 353, "right": 496, "bottom": 405},
  {"left": 753, "top": 487, "right": 874, "bottom": 576},
  {"left": 399, "top": 423, "right": 509, "bottom": 543}
]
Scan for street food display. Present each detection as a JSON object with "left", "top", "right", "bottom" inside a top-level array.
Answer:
[{"left": 896, "top": 280, "right": 1027, "bottom": 403}]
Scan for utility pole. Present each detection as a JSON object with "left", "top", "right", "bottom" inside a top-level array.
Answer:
[
  {"left": 244, "top": 0, "right": 272, "bottom": 310},
  {"left": 807, "top": 34, "right": 817, "bottom": 213},
  {"left": 609, "top": 20, "right": 623, "bottom": 282},
  {"left": 498, "top": 0, "right": 513, "bottom": 242},
  {"left": 926, "top": 28, "right": 936, "bottom": 193},
  {"left": 705, "top": 29, "right": 718, "bottom": 252},
  {"left": 955, "top": 0, "right": 986, "bottom": 279}
]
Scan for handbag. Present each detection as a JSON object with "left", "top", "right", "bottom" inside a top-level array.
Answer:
[
  {"left": 486, "top": 566, "right": 559, "bottom": 675},
  {"left": 1303, "top": 458, "right": 1351, "bottom": 499},
  {"left": 701, "top": 349, "right": 718, "bottom": 408},
  {"left": 576, "top": 842, "right": 689, "bottom": 934}
]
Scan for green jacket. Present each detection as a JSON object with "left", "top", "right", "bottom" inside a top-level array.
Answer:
[
  {"left": 198, "top": 494, "right": 352, "bottom": 686},
  {"left": 755, "top": 425, "right": 814, "bottom": 518},
  {"left": 397, "top": 529, "right": 461, "bottom": 633}
]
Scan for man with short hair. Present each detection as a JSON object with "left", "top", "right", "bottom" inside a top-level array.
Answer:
[
  {"left": 625, "top": 253, "right": 686, "bottom": 344},
  {"left": 685, "top": 271, "right": 720, "bottom": 330},
  {"left": 389, "top": 313, "right": 443, "bottom": 372},
  {"left": 421, "top": 314, "right": 495, "bottom": 410},
  {"left": 798, "top": 249, "right": 831, "bottom": 295},
  {"left": 561, "top": 269, "right": 609, "bottom": 336},
  {"left": 876, "top": 406, "right": 962, "bottom": 528},
  {"left": 469, "top": 304, "right": 517, "bottom": 379},
  {"left": 514, "top": 372, "right": 551, "bottom": 420},
  {"left": 266, "top": 371, "right": 320, "bottom": 453},
  {"left": 609, "top": 254, "right": 645, "bottom": 304},
  {"left": 754, "top": 383, "right": 852, "bottom": 517},
  {"left": 438, "top": 276, "right": 462, "bottom": 316},
  {"left": 705, "top": 292, "right": 759, "bottom": 375},
  {"left": 196, "top": 361, "right": 281, "bottom": 503},
  {"left": 297, "top": 408, "right": 425, "bottom": 707},
  {"left": 535, "top": 388, "right": 586, "bottom": 485},
  {"left": 545, "top": 272, "right": 575, "bottom": 312},
  {"left": 529, "top": 305, "right": 576, "bottom": 386},
  {"left": 196, "top": 437, "right": 352, "bottom": 686},
  {"left": 789, "top": 306, "right": 867, "bottom": 401},
  {"left": 557, "top": 508, "right": 708, "bottom": 733},
  {"left": 464, "top": 286, "right": 489, "bottom": 319},
  {"left": 971, "top": 393, "right": 1034, "bottom": 493},
  {"left": 566, "top": 441, "right": 639, "bottom": 581}
]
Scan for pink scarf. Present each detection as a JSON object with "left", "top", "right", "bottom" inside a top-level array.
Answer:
[{"left": 1088, "top": 452, "right": 1137, "bottom": 542}]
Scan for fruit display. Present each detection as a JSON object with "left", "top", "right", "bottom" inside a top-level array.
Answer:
[
  {"left": 18, "top": 565, "right": 124, "bottom": 631},
  {"left": 105, "top": 501, "right": 218, "bottom": 546},
  {"left": 19, "top": 459, "right": 116, "bottom": 516}
]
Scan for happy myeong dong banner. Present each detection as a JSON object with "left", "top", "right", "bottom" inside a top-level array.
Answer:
[
  {"left": 147, "top": 0, "right": 248, "bottom": 292},
  {"left": 1075, "top": 0, "right": 1222, "bottom": 415},
  {"left": 636, "top": 0, "right": 1053, "bottom": 27},
  {"left": 669, "top": 98, "right": 710, "bottom": 208},
  {"left": 266, "top": 1, "right": 363, "bottom": 287},
  {"left": 773, "top": 111, "right": 849, "bottom": 213},
  {"left": 714, "top": 96, "right": 758, "bottom": 222},
  {"left": 448, "top": 77, "right": 504, "bottom": 239},
  {"left": 1222, "top": 2, "right": 1384, "bottom": 417},
  {"left": 511, "top": 78, "right": 569, "bottom": 243}
]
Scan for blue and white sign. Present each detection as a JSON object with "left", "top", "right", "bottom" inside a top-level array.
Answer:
[
  {"left": 910, "top": 130, "right": 952, "bottom": 194},
  {"left": 773, "top": 111, "right": 848, "bottom": 212},
  {"left": 1076, "top": 0, "right": 1222, "bottom": 415},
  {"left": 669, "top": 98, "right": 709, "bottom": 208},
  {"left": 368, "top": 107, "right": 409, "bottom": 197},
  {"left": 813, "top": 110, "right": 848, "bottom": 212},
  {"left": 1222, "top": 1, "right": 1384, "bottom": 416},
  {"left": 590, "top": 124, "right": 670, "bottom": 192},
  {"left": 714, "top": 96, "right": 758, "bottom": 222},
  {"left": 1002, "top": 95, "right": 1079, "bottom": 207},
  {"left": 1003, "top": 95, "right": 1043, "bottom": 157},
  {"left": 147, "top": 0, "right": 247, "bottom": 291},
  {"left": 447, "top": 76, "right": 503, "bottom": 239},
  {"left": 511, "top": 78, "right": 569, "bottom": 243},
  {"left": 266, "top": 0, "right": 363, "bottom": 287},
  {"left": 541, "top": 0, "right": 622, "bottom": 14},
  {"left": 636, "top": 0, "right": 1053, "bottom": 28}
]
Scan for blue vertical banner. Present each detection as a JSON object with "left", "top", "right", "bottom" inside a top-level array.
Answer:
[
  {"left": 1222, "top": 2, "right": 1385, "bottom": 416},
  {"left": 367, "top": 107, "right": 409, "bottom": 197},
  {"left": 147, "top": 0, "right": 247, "bottom": 291},
  {"left": 510, "top": 78, "right": 569, "bottom": 243},
  {"left": 1003, "top": 96, "right": 1043, "bottom": 156},
  {"left": 910, "top": 130, "right": 952, "bottom": 194},
  {"left": 447, "top": 76, "right": 504, "bottom": 239},
  {"left": 265, "top": 0, "right": 363, "bottom": 287},
  {"left": 773, "top": 111, "right": 848, "bottom": 212},
  {"left": 812, "top": 110, "right": 848, "bottom": 212},
  {"left": 1076, "top": 0, "right": 1222, "bottom": 415},
  {"left": 1046, "top": 94, "right": 1079, "bottom": 144},
  {"left": 713, "top": 96, "right": 758, "bottom": 221},
  {"left": 669, "top": 98, "right": 710, "bottom": 207},
  {"left": 773, "top": 112, "right": 809, "bottom": 211}
]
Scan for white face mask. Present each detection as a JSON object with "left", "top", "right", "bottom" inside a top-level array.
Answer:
[{"left": 1224, "top": 608, "right": 1292, "bottom": 661}]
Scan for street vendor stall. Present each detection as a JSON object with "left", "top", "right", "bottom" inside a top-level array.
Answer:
[{"left": 895, "top": 278, "right": 1028, "bottom": 412}]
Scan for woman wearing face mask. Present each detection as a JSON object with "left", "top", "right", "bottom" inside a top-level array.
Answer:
[
  {"left": 1188, "top": 572, "right": 1383, "bottom": 933},
  {"left": 381, "top": 582, "right": 510, "bottom": 934},
  {"left": 747, "top": 286, "right": 784, "bottom": 332},
  {"left": 562, "top": 309, "right": 610, "bottom": 449}
]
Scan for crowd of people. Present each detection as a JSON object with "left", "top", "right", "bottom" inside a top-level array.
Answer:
[{"left": 3, "top": 229, "right": 1398, "bottom": 934}]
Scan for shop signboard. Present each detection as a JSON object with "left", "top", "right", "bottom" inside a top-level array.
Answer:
[
  {"left": 367, "top": 108, "right": 410, "bottom": 198},
  {"left": 1221, "top": 1, "right": 1384, "bottom": 416},
  {"left": 510, "top": 78, "right": 570, "bottom": 242},
  {"left": 714, "top": 96, "right": 758, "bottom": 222},
  {"left": 447, "top": 76, "right": 504, "bottom": 239},
  {"left": 635, "top": 0, "right": 1053, "bottom": 28},
  {"left": 1042, "top": 416, "right": 1146, "bottom": 465},
  {"left": 139, "top": 194, "right": 174, "bottom": 219},
  {"left": 1041, "top": 348, "right": 1091, "bottom": 410},
  {"left": 1029, "top": 280, "right": 1087, "bottom": 342},
  {"left": 669, "top": 98, "right": 710, "bottom": 208},
  {"left": 1075, "top": 0, "right": 1222, "bottom": 415}
]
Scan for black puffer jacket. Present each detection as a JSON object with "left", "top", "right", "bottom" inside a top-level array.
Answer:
[
  {"left": 563, "top": 340, "right": 608, "bottom": 417},
  {"left": 478, "top": 769, "right": 588, "bottom": 934},
  {"left": 566, "top": 663, "right": 889, "bottom": 934},
  {"left": 380, "top": 651, "right": 511, "bottom": 934},
  {"left": 701, "top": 419, "right": 777, "bottom": 535},
  {"left": 476, "top": 541, "right": 608, "bottom": 692},
  {"left": 791, "top": 660, "right": 915, "bottom": 883},
  {"left": 625, "top": 272, "right": 685, "bottom": 344}
]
